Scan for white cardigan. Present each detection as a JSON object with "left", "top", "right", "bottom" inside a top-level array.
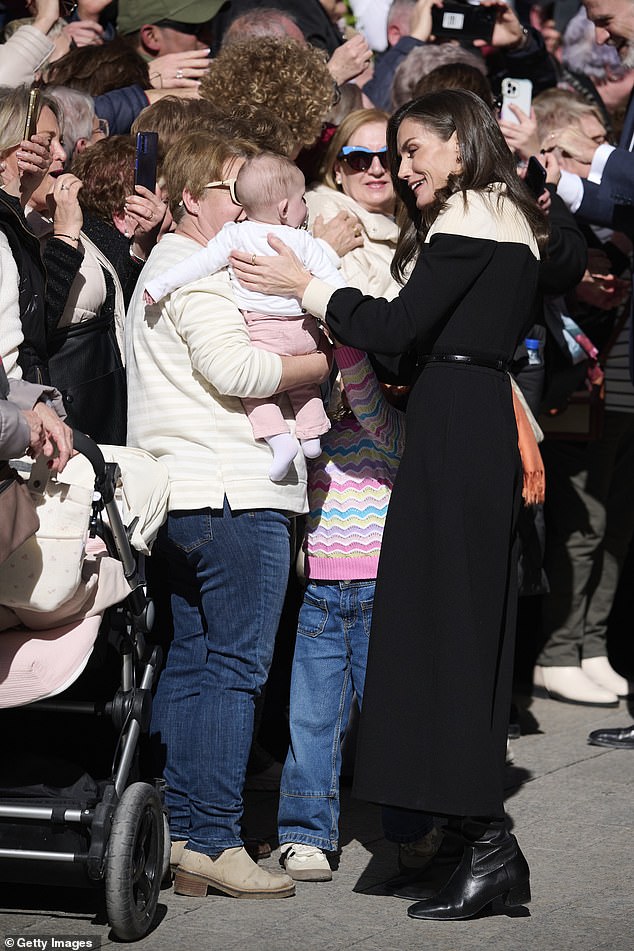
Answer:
[
  {"left": 0, "top": 231, "right": 23, "bottom": 379},
  {"left": 125, "top": 232, "right": 308, "bottom": 515}
]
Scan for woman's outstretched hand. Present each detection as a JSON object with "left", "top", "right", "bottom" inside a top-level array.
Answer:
[{"left": 230, "top": 234, "right": 313, "bottom": 300}]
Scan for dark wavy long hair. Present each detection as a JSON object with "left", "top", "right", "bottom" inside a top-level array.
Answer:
[{"left": 387, "top": 89, "right": 550, "bottom": 282}]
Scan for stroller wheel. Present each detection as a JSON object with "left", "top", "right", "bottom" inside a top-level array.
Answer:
[{"left": 105, "top": 782, "right": 164, "bottom": 941}]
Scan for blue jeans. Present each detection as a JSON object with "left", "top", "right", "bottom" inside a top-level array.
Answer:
[
  {"left": 150, "top": 498, "right": 290, "bottom": 854},
  {"left": 278, "top": 579, "right": 374, "bottom": 852}
]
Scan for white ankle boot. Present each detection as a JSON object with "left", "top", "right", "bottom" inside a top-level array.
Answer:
[
  {"left": 581, "top": 657, "right": 630, "bottom": 698},
  {"left": 533, "top": 665, "right": 619, "bottom": 706}
]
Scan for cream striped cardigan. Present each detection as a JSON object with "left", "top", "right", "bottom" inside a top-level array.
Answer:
[{"left": 125, "top": 232, "right": 308, "bottom": 515}]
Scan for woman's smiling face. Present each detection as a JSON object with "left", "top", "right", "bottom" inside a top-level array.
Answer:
[
  {"left": 396, "top": 117, "right": 461, "bottom": 209},
  {"left": 334, "top": 119, "right": 395, "bottom": 216}
]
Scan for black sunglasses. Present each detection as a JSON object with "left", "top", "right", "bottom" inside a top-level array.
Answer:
[{"left": 338, "top": 147, "right": 389, "bottom": 173}]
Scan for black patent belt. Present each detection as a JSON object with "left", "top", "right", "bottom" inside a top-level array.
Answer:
[{"left": 418, "top": 353, "right": 509, "bottom": 372}]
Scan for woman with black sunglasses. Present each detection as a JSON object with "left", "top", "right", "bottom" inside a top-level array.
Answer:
[
  {"left": 231, "top": 89, "right": 549, "bottom": 921},
  {"left": 306, "top": 108, "right": 402, "bottom": 300}
]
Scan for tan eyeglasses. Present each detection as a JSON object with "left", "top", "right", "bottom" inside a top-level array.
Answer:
[{"left": 204, "top": 178, "right": 240, "bottom": 205}]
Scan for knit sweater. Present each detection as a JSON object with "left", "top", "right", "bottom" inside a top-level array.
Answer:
[
  {"left": 304, "top": 346, "right": 405, "bottom": 581},
  {"left": 125, "top": 232, "right": 309, "bottom": 515}
]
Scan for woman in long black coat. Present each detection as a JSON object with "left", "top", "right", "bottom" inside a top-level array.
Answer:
[{"left": 230, "top": 89, "right": 549, "bottom": 920}]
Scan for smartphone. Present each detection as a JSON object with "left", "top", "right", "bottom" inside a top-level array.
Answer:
[
  {"left": 525, "top": 155, "right": 547, "bottom": 199},
  {"left": 431, "top": 1, "right": 496, "bottom": 44},
  {"left": 500, "top": 77, "right": 533, "bottom": 124},
  {"left": 23, "top": 86, "right": 41, "bottom": 141},
  {"left": 134, "top": 131, "right": 158, "bottom": 192}
]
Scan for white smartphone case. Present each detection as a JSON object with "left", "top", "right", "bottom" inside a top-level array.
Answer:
[{"left": 500, "top": 78, "right": 533, "bottom": 124}]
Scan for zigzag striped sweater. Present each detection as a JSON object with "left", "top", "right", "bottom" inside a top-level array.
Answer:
[{"left": 304, "top": 346, "right": 405, "bottom": 581}]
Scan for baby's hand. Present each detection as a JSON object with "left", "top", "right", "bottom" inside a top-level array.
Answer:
[{"left": 143, "top": 289, "right": 157, "bottom": 305}]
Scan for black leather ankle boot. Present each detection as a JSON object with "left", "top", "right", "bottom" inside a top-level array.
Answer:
[{"left": 407, "top": 829, "right": 530, "bottom": 920}]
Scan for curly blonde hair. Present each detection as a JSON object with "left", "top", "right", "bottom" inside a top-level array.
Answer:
[{"left": 199, "top": 37, "right": 335, "bottom": 152}]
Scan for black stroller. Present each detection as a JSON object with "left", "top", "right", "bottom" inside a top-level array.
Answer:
[{"left": 0, "top": 433, "right": 168, "bottom": 941}]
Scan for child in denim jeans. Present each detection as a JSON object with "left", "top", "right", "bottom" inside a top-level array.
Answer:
[{"left": 278, "top": 344, "right": 438, "bottom": 881}]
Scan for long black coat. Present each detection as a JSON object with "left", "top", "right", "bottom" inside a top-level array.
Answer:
[{"left": 325, "top": 187, "right": 540, "bottom": 818}]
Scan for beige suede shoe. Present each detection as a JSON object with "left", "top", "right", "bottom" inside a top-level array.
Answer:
[
  {"left": 170, "top": 840, "right": 187, "bottom": 872},
  {"left": 173, "top": 846, "right": 296, "bottom": 899}
]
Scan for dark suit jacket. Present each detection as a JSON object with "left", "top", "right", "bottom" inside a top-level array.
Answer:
[{"left": 576, "top": 92, "right": 634, "bottom": 380}]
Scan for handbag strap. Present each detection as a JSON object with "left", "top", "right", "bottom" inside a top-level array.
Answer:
[{"left": 0, "top": 461, "right": 20, "bottom": 491}]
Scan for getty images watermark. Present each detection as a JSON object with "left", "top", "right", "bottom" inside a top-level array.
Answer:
[{"left": 4, "top": 939, "right": 100, "bottom": 950}]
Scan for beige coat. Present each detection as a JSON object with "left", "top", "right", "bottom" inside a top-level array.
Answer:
[{"left": 305, "top": 184, "right": 401, "bottom": 300}]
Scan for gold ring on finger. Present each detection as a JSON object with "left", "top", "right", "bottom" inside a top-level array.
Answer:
[{"left": 251, "top": 253, "right": 257, "bottom": 266}]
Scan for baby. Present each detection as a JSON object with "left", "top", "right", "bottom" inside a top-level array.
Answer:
[{"left": 145, "top": 152, "right": 346, "bottom": 481}]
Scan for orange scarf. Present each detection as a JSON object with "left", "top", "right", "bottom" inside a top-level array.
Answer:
[{"left": 512, "top": 388, "right": 545, "bottom": 506}]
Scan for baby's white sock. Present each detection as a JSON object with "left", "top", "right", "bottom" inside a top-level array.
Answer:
[
  {"left": 266, "top": 433, "right": 300, "bottom": 481},
  {"left": 300, "top": 437, "right": 322, "bottom": 459}
]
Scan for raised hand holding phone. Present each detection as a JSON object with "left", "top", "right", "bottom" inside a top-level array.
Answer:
[
  {"left": 524, "top": 155, "right": 547, "bottom": 199},
  {"left": 499, "top": 99, "right": 540, "bottom": 161},
  {"left": 11, "top": 88, "right": 53, "bottom": 204},
  {"left": 134, "top": 132, "right": 158, "bottom": 192},
  {"left": 475, "top": 1, "right": 529, "bottom": 50},
  {"left": 23, "top": 86, "right": 41, "bottom": 141},
  {"left": 430, "top": 1, "right": 496, "bottom": 43},
  {"left": 500, "top": 78, "right": 533, "bottom": 124}
]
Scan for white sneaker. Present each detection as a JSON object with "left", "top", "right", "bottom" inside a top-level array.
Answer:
[
  {"left": 581, "top": 656, "right": 631, "bottom": 698},
  {"left": 281, "top": 843, "right": 332, "bottom": 882},
  {"left": 533, "top": 665, "right": 619, "bottom": 707}
]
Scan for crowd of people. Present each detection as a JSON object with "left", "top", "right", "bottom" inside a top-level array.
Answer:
[{"left": 1, "top": 0, "right": 633, "bottom": 924}]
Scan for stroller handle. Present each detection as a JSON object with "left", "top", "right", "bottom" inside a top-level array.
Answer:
[{"left": 72, "top": 430, "right": 106, "bottom": 479}]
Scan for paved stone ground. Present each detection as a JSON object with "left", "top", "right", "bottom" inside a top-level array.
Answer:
[{"left": 1, "top": 693, "right": 633, "bottom": 951}]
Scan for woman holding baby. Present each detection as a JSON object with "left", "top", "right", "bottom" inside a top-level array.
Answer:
[{"left": 125, "top": 130, "right": 331, "bottom": 901}]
